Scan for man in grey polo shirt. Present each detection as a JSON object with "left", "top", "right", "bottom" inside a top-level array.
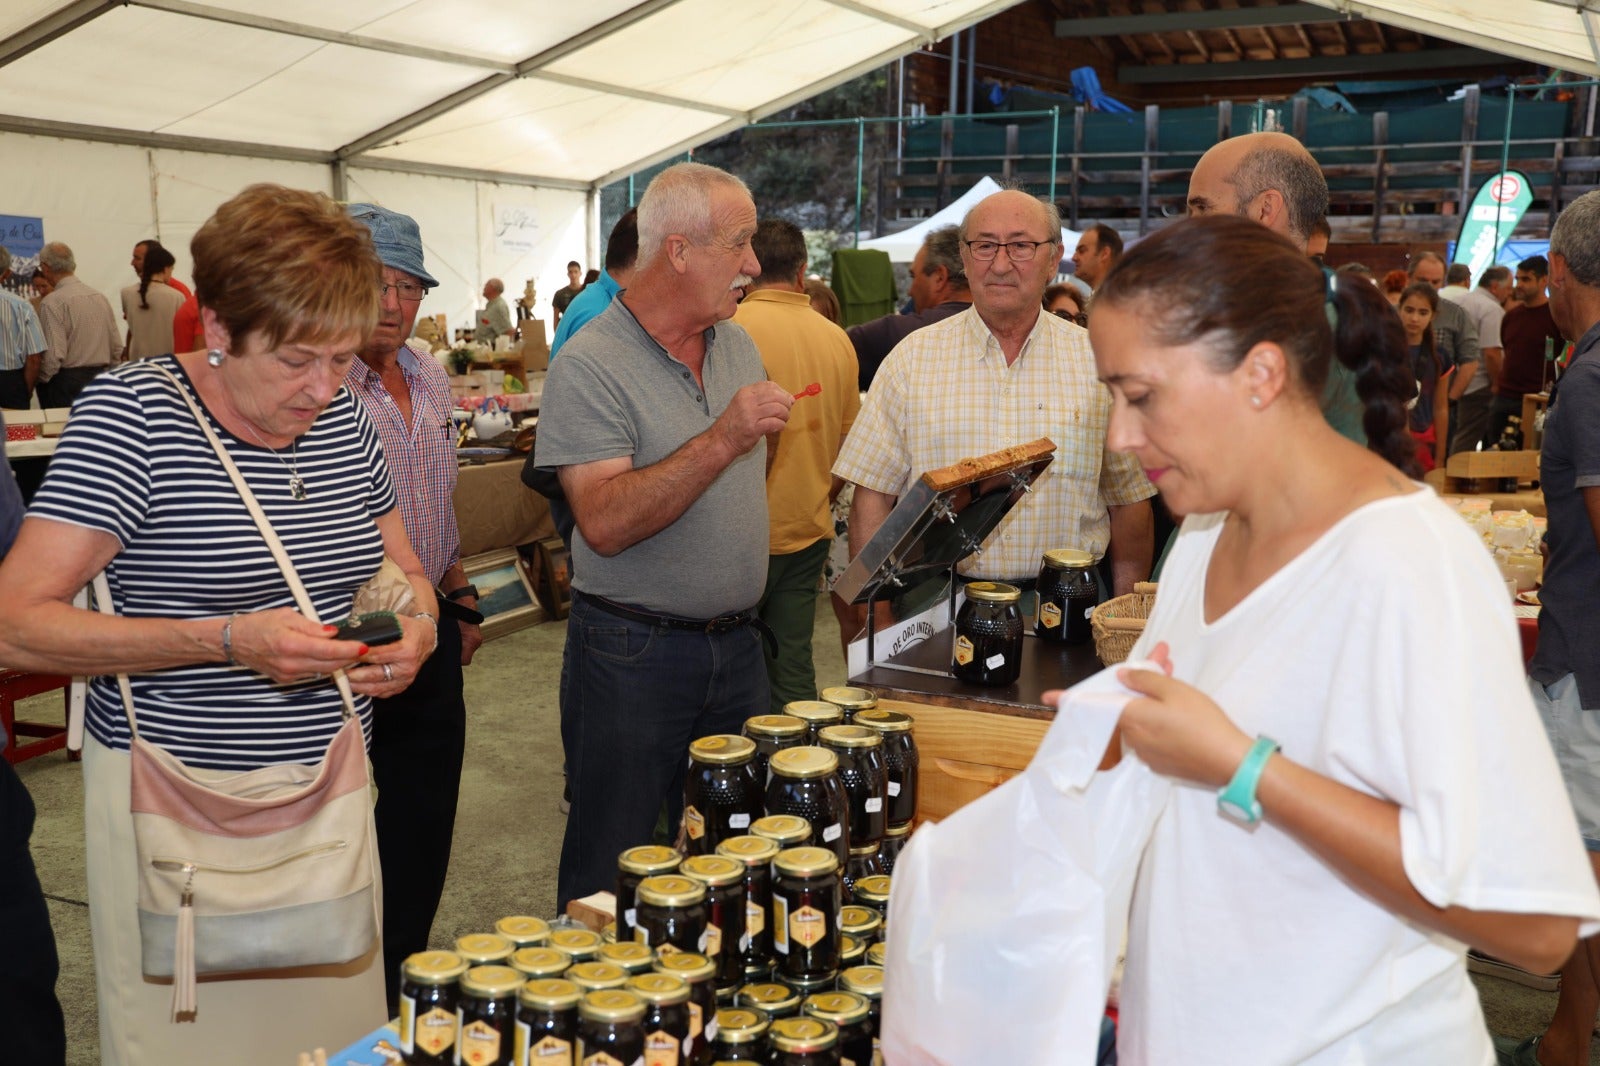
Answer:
[{"left": 535, "top": 162, "right": 792, "bottom": 907}]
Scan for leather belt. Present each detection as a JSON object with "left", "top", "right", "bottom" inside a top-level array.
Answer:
[{"left": 577, "top": 590, "right": 778, "bottom": 657}]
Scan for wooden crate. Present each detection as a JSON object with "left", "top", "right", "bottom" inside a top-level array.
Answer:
[{"left": 876, "top": 697, "right": 1050, "bottom": 823}]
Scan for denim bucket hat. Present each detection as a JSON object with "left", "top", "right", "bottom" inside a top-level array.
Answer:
[{"left": 346, "top": 202, "right": 438, "bottom": 288}]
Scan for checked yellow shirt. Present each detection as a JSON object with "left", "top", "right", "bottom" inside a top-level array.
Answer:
[{"left": 832, "top": 306, "right": 1153, "bottom": 581}]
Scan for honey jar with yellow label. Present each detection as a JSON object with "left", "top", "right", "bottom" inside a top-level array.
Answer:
[
  {"left": 456, "top": 964, "right": 522, "bottom": 1066},
  {"left": 771, "top": 846, "right": 841, "bottom": 987},
  {"left": 398, "top": 950, "right": 467, "bottom": 1065},
  {"left": 513, "top": 978, "right": 580, "bottom": 1066},
  {"left": 679, "top": 854, "right": 748, "bottom": 996},
  {"left": 684, "top": 735, "right": 763, "bottom": 856}
]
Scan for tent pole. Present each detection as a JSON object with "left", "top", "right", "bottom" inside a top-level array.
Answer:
[
  {"left": 1049, "top": 107, "right": 1060, "bottom": 205},
  {"left": 855, "top": 117, "right": 866, "bottom": 248},
  {"left": 331, "top": 159, "right": 348, "bottom": 202}
]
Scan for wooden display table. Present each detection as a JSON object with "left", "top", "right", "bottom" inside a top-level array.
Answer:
[
  {"left": 852, "top": 634, "right": 1106, "bottom": 822},
  {"left": 1, "top": 669, "right": 73, "bottom": 764}
]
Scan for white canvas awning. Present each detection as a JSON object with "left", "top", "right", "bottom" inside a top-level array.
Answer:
[
  {"left": 858, "top": 176, "right": 1083, "bottom": 262},
  {"left": 1305, "top": 0, "right": 1600, "bottom": 76}
]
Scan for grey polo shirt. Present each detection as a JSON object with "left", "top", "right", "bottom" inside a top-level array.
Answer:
[{"left": 534, "top": 296, "right": 769, "bottom": 618}]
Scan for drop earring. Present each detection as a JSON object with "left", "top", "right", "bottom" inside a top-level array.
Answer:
[{"left": 206, "top": 349, "right": 224, "bottom": 367}]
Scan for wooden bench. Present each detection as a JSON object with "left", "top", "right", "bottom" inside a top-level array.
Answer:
[{"left": 1, "top": 669, "right": 75, "bottom": 764}]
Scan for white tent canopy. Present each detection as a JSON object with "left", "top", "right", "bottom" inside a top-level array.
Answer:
[
  {"left": 1306, "top": 0, "right": 1600, "bottom": 76},
  {"left": 858, "top": 176, "right": 1084, "bottom": 262}
]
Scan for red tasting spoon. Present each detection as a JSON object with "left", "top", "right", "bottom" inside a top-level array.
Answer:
[{"left": 793, "top": 382, "right": 822, "bottom": 400}]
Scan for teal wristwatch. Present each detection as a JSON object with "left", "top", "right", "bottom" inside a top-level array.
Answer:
[{"left": 1217, "top": 735, "right": 1281, "bottom": 826}]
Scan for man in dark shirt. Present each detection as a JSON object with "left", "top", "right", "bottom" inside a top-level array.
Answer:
[
  {"left": 847, "top": 225, "right": 972, "bottom": 390},
  {"left": 1491, "top": 256, "right": 1563, "bottom": 443},
  {"left": 551, "top": 260, "right": 583, "bottom": 326}
]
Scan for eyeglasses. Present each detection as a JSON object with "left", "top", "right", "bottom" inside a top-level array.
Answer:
[
  {"left": 1052, "top": 309, "right": 1088, "bottom": 327},
  {"left": 380, "top": 280, "right": 427, "bottom": 301},
  {"left": 964, "top": 239, "right": 1054, "bottom": 262}
]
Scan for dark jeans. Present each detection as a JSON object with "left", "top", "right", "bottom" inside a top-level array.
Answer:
[
  {"left": 0, "top": 368, "right": 31, "bottom": 409},
  {"left": 556, "top": 591, "right": 768, "bottom": 908},
  {"left": 757, "top": 537, "right": 830, "bottom": 712},
  {"left": 370, "top": 610, "right": 465, "bottom": 1013},
  {"left": 36, "top": 364, "right": 105, "bottom": 409},
  {"left": 0, "top": 755, "right": 66, "bottom": 1066},
  {"left": 1449, "top": 390, "right": 1493, "bottom": 456}
]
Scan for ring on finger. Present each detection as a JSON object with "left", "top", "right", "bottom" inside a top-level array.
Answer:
[{"left": 381, "top": 663, "right": 393, "bottom": 682}]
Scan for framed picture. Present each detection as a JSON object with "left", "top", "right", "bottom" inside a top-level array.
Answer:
[
  {"left": 533, "top": 536, "right": 572, "bottom": 620},
  {"left": 462, "top": 548, "right": 545, "bottom": 640}
]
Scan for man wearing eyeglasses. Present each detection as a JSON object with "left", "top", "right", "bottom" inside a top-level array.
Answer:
[
  {"left": 344, "top": 203, "right": 481, "bottom": 1016},
  {"left": 835, "top": 189, "right": 1155, "bottom": 604}
]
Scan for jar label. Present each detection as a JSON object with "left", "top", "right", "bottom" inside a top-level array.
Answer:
[
  {"left": 746, "top": 899, "right": 765, "bottom": 937},
  {"left": 657, "top": 941, "right": 682, "bottom": 957},
  {"left": 460, "top": 1019, "right": 501, "bottom": 1065},
  {"left": 688, "top": 1001, "right": 704, "bottom": 1040},
  {"left": 416, "top": 1006, "right": 455, "bottom": 1055},
  {"left": 685, "top": 805, "right": 706, "bottom": 840},
  {"left": 791, "top": 905, "right": 827, "bottom": 947},
  {"left": 518, "top": 1020, "right": 574, "bottom": 1064},
  {"left": 645, "top": 1029, "right": 679, "bottom": 1066},
  {"left": 729, "top": 812, "right": 751, "bottom": 829},
  {"left": 398, "top": 993, "right": 415, "bottom": 1053},
  {"left": 581, "top": 1051, "right": 626, "bottom": 1066},
  {"left": 888, "top": 782, "right": 901, "bottom": 797},
  {"left": 625, "top": 907, "right": 637, "bottom": 929},
  {"left": 954, "top": 634, "right": 975, "bottom": 665},
  {"left": 635, "top": 926, "right": 651, "bottom": 947},
  {"left": 773, "top": 894, "right": 790, "bottom": 953},
  {"left": 704, "top": 922, "right": 721, "bottom": 957},
  {"left": 984, "top": 652, "right": 1006, "bottom": 669},
  {"left": 1084, "top": 605, "right": 1096, "bottom": 620},
  {"left": 823, "top": 823, "right": 842, "bottom": 843},
  {"left": 1039, "top": 601, "right": 1062, "bottom": 629},
  {"left": 865, "top": 797, "right": 882, "bottom": 813}
]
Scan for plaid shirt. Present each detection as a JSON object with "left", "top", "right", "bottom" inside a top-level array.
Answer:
[
  {"left": 833, "top": 306, "right": 1153, "bottom": 581},
  {"left": 0, "top": 288, "right": 44, "bottom": 371},
  {"left": 344, "top": 341, "right": 460, "bottom": 586}
]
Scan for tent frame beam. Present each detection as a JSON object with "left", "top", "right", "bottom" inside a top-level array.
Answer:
[
  {"left": 1305, "top": 0, "right": 1600, "bottom": 76},
  {"left": 0, "top": 0, "right": 114, "bottom": 70}
]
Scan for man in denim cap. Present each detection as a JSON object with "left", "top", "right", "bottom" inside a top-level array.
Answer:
[{"left": 344, "top": 201, "right": 482, "bottom": 1014}]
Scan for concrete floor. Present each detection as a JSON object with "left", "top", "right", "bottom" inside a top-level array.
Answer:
[{"left": 13, "top": 594, "right": 1594, "bottom": 1063}]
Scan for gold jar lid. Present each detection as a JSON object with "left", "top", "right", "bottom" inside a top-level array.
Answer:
[
  {"left": 866, "top": 942, "right": 886, "bottom": 967},
  {"left": 739, "top": 982, "right": 800, "bottom": 1012},
  {"left": 578, "top": 988, "right": 645, "bottom": 1024},
  {"left": 625, "top": 972, "right": 690, "bottom": 1006},
  {"left": 679, "top": 855, "right": 744, "bottom": 887},
  {"left": 774, "top": 845, "right": 840, "bottom": 878},
  {"left": 689, "top": 734, "right": 756, "bottom": 765},
  {"left": 965, "top": 580, "right": 1021, "bottom": 604},
  {"left": 652, "top": 951, "right": 714, "bottom": 983},
  {"left": 839, "top": 906, "right": 882, "bottom": 937},
  {"left": 744, "top": 713, "right": 806, "bottom": 739},
  {"left": 401, "top": 950, "right": 468, "bottom": 986},
  {"left": 636, "top": 875, "right": 707, "bottom": 908},
  {"left": 598, "top": 941, "right": 655, "bottom": 974},
  {"left": 770, "top": 1016, "right": 839, "bottom": 1052},
  {"left": 804, "top": 990, "right": 870, "bottom": 1026},
  {"left": 848, "top": 843, "right": 879, "bottom": 857},
  {"left": 853, "top": 708, "right": 912, "bottom": 734},
  {"left": 493, "top": 915, "right": 551, "bottom": 947},
  {"left": 838, "top": 965, "right": 883, "bottom": 999},
  {"left": 548, "top": 928, "right": 603, "bottom": 959},
  {"left": 600, "top": 921, "right": 617, "bottom": 943},
  {"left": 750, "top": 814, "right": 812, "bottom": 846},
  {"left": 818, "top": 724, "right": 881, "bottom": 750},
  {"left": 769, "top": 746, "right": 838, "bottom": 780},
  {"left": 840, "top": 934, "right": 865, "bottom": 964},
  {"left": 716, "top": 834, "right": 779, "bottom": 866},
  {"left": 853, "top": 875, "right": 891, "bottom": 904},
  {"left": 784, "top": 700, "right": 845, "bottom": 726},
  {"left": 1043, "top": 548, "right": 1096, "bottom": 570},
  {"left": 454, "top": 933, "right": 514, "bottom": 965},
  {"left": 821, "top": 686, "right": 878, "bottom": 711},
  {"left": 460, "top": 964, "right": 523, "bottom": 998},
  {"left": 885, "top": 820, "right": 912, "bottom": 838},
  {"left": 518, "top": 977, "right": 581, "bottom": 1011},
  {"left": 714, "top": 1007, "right": 770, "bottom": 1043},
  {"left": 510, "top": 946, "right": 571, "bottom": 979},
  {"left": 618, "top": 844, "right": 684, "bottom": 877},
  {"left": 566, "top": 961, "right": 629, "bottom": 992}
]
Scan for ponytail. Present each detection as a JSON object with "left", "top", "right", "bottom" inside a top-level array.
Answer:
[
  {"left": 1330, "top": 274, "right": 1421, "bottom": 478},
  {"left": 137, "top": 243, "right": 176, "bottom": 310}
]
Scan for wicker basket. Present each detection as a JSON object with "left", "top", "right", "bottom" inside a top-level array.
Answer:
[{"left": 1090, "top": 582, "right": 1158, "bottom": 665}]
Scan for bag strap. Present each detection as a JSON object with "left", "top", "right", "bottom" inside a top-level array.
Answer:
[{"left": 97, "top": 360, "right": 357, "bottom": 737}]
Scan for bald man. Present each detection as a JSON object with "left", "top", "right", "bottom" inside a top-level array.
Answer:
[
  {"left": 475, "top": 278, "right": 514, "bottom": 344},
  {"left": 1188, "top": 131, "right": 1366, "bottom": 445}
]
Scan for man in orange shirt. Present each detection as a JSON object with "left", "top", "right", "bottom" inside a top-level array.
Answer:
[{"left": 734, "top": 219, "right": 860, "bottom": 709}]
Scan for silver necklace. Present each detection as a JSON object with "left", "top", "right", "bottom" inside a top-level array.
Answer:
[{"left": 240, "top": 423, "right": 307, "bottom": 500}]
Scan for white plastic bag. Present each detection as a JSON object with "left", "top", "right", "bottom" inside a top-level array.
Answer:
[{"left": 881, "top": 663, "right": 1171, "bottom": 1065}]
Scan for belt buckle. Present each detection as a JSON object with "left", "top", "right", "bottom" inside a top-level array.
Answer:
[{"left": 705, "top": 615, "right": 738, "bottom": 635}]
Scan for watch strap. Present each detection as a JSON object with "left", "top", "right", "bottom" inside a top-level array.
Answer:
[
  {"left": 1216, "top": 735, "right": 1281, "bottom": 826},
  {"left": 446, "top": 584, "right": 479, "bottom": 602}
]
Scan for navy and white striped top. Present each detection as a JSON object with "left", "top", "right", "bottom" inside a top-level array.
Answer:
[{"left": 28, "top": 355, "right": 397, "bottom": 770}]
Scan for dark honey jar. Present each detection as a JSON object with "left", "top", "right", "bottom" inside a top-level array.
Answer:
[
  {"left": 616, "top": 845, "right": 684, "bottom": 942},
  {"left": 1036, "top": 548, "right": 1100, "bottom": 645},
  {"left": 509, "top": 946, "right": 571, "bottom": 982},
  {"left": 842, "top": 845, "right": 885, "bottom": 904},
  {"left": 875, "top": 820, "right": 911, "bottom": 876},
  {"left": 771, "top": 846, "right": 841, "bottom": 986},
  {"left": 802, "top": 990, "right": 874, "bottom": 1066},
  {"left": 749, "top": 813, "right": 813, "bottom": 850},
  {"left": 679, "top": 854, "right": 749, "bottom": 995},
  {"left": 865, "top": 942, "right": 886, "bottom": 969},
  {"left": 576, "top": 989, "right": 646, "bottom": 1066},
  {"left": 456, "top": 964, "right": 522, "bottom": 1066},
  {"left": 455, "top": 933, "right": 515, "bottom": 969},
  {"left": 836, "top": 967, "right": 883, "bottom": 1051},
  {"left": 513, "top": 978, "right": 580, "bottom": 1066},
  {"left": 952, "top": 581, "right": 1023, "bottom": 686},
  {"left": 493, "top": 915, "right": 551, "bottom": 950},
  {"left": 783, "top": 701, "right": 844, "bottom": 743},
  {"left": 769, "top": 1016, "right": 842, "bottom": 1065},
  {"left": 716, "top": 834, "right": 779, "bottom": 975},
  {"left": 598, "top": 940, "right": 657, "bottom": 976},
  {"left": 852, "top": 875, "right": 891, "bottom": 927},
  {"left": 820, "top": 687, "right": 877, "bottom": 715},
  {"left": 710, "top": 1006, "right": 770, "bottom": 1061},
  {"left": 817, "top": 726, "right": 887, "bottom": 849},
  {"left": 839, "top": 934, "right": 865, "bottom": 968},
  {"left": 764, "top": 748, "right": 850, "bottom": 866},
  {"left": 743, "top": 713, "right": 807, "bottom": 784},
  {"left": 625, "top": 972, "right": 691, "bottom": 1066},
  {"left": 566, "top": 961, "right": 630, "bottom": 995},
  {"left": 851, "top": 709, "right": 918, "bottom": 827},
  {"left": 738, "top": 980, "right": 800, "bottom": 1019},
  {"left": 838, "top": 905, "right": 883, "bottom": 947},
  {"left": 634, "top": 875, "right": 709, "bottom": 956},
  {"left": 684, "top": 735, "right": 763, "bottom": 855},
  {"left": 651, "top": 952, "right": 716, "bottom": 1064},
  {"left": 547, "top": 927, "right": 604, "bottom": 965},
  {"left": 398, "top": 949, "right": 467, "bottom": 1065}
]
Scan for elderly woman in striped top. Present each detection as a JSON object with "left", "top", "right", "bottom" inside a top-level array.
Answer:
[{"left": 0, "top": 183, "right": 437, "bottom": 1066}]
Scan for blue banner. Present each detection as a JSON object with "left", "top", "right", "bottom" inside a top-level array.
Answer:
[{"left": 0, "top": 214, "right": 44, "bottom": 264}]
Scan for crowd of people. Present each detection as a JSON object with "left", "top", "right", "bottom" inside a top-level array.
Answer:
[{"left": 3, "top": 127, "right": 1600, "bottom": 1066}]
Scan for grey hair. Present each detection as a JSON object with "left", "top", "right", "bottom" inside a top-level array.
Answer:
[
  {"left": 1551, "top": 190, "right": 1600, "bottom": 287},
  {"left": 957, "top": 190, "right": 1064, "bottom": 246},
  {"left": 919, "top": 226, "right": 968, "bottom": 289},
  {"left": 1479, "top": 265, "right": 1512, "bottom": 288},
  {"left": 1229, "top": 145, "right": 1328, "bottom": 245},
  {"left": 636, "top": 162, "right": 752, "bottom": 266},
  {"left": 0, "top": 246, "right": 10, "bottom": 275},
  {"left": 485, "top": 277, "right": 504, "bottom": 296},
  {"left": 39, "top": 242, "right": 75, "bottom": 274}
]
